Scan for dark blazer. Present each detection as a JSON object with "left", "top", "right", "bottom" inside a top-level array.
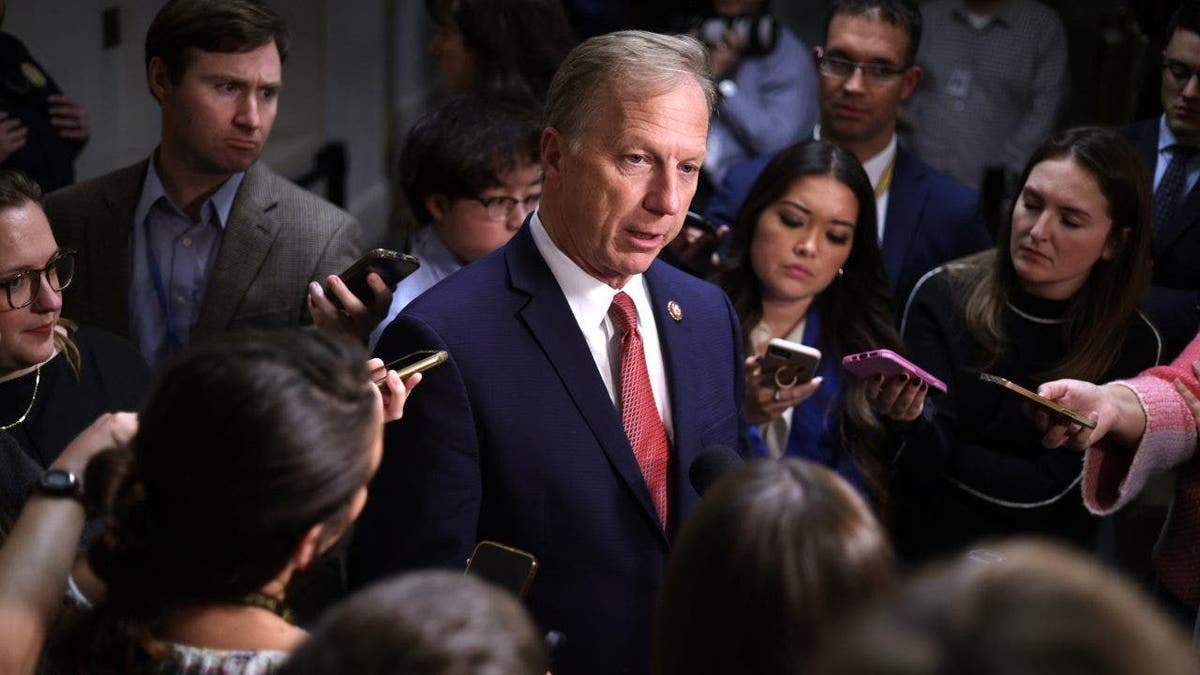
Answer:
[
  {"left": 705, "top": 145, "right": 991, "bottom": 313},
  {"left": 352, "top": 226, "right": 747, "bottom": 675},
  {"left": 1123, "top": 118, "right": 1200, "bottom": 359},
  {"left": 43, "top": 159, "right": 361, "bottom": 341}
]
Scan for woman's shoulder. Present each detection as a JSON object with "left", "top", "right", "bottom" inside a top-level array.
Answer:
[
  {"left": 158, "top": 642, "right": 290, "bottom": 675},
  {"left": 1110, "top": 310, "right": 1166, "bottom": 377},
  {"left": 900, "top": 260, "right": 981, "bottom": 330}
]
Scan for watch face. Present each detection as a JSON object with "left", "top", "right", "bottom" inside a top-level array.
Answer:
[{"left": 40, "top": 469, "right": 80, "bottom": 496}]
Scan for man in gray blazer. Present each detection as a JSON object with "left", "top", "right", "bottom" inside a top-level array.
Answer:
[{"left": 44, "top": 0, "right": 382, "bottom": 366}]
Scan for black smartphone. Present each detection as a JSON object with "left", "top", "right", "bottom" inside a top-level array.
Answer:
[
  {"left": 465, "top": 540, "right": 538, "bottom": 600},
  {"left": 684, "top": 210, "right": 717, "bottom": 234},
  {"left": 330, "top": 248, "right": 421, "bottom": 309}
]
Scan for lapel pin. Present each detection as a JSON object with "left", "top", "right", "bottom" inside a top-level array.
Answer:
[{"left": 667, "top": 300, "right": 682, "bottom": 322}]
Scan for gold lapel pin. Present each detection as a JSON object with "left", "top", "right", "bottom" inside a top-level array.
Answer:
[{"left": 667, "top": 300, "right": 682, "bottom": 322}]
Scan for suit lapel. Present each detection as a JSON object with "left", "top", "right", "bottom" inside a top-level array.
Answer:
[
  {"left": 506, "top": 228, "right": 667, "bottom": 541},
  {"left": 881, "top": 149, "right": 924, "bottom": 289},
  {"left": 194, "top": 163, "right": 281, "bottom": 334}
]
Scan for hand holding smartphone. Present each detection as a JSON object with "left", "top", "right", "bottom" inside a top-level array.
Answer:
[
  {"left": 841, "top": 349, "right": 948, "bottom": 394},
  {"left": 759, "top": 338, "right": 822, "bottom": 388},
  {"left": 372, "top": 350, "right": 448, "bottom": 388},
  {"left": 330, "top": 248, "right": 421, "bottom": 310},
  {"left": 979, "top": 373, "right": 1098, "bottom": 429}
]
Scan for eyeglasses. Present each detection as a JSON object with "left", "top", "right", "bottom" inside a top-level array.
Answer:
[
  {"left": 470, "top": 193, "right": 541, "bottom": 222},
  {"left": 0, "top": 249, "right": 75, "bottom": 310},
  {"left": 1163, "top": 59, "right": 1200, "bottom": 87},
  {"left": 816, "top": 51, "right": 908, "bottom": 86}
]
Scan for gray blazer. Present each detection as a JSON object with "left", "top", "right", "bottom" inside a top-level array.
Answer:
[{"left": 44, "top": 159, "right": 361, "bottom": 341}]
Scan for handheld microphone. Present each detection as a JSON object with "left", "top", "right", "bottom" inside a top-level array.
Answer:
[{"left": 689, "top": 445, "right": 743, "bottom": 496}]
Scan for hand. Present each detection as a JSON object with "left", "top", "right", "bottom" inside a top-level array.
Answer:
[
  {"left": 709, "top": 29, "right": 746, "bottom": 81},
  {"left": 1172, "top": 362, "right": 1200, "bottom": 432},
  {"left": 1033, "top": 379, "right": 1127, "bottom": 449},
  {"left": 0, "top": 112, "right": 27, "bottom": 162},
  {"left": 745, "top": 355, "right": 822, "bottom": 425},
  {"left": 366, "top": 357, "right": 422, "bottom": 423},
  {"left": 665, "top": 223, "right": 730, "bottom": 277},
  {"left": 50, "top": 412, "right": 138, "bottom": 477},
  {"left": 308, "top": 272, "right": 395, "bottom": 344},
  {"left": 865, "top": 373, "right": 926, "bottom": 422},
  {"left": 47, "top": 94, "right": 90, "bottom": 145}
]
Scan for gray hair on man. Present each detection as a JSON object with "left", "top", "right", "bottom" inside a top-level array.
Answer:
[{"left": 545, "top": 30, "right": 717, "bottom": 146}]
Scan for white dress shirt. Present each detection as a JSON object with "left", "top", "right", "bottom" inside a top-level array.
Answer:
[{"left": 529, "top": 211, "right": 675, "bottom": 442}]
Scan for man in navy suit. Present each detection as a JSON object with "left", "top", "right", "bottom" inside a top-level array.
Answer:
[
  {"left": 1122, "top": 1, "right": 1200, "bottom": 360},
  {"left": 706, "top": 0, "right": 990, "bottom": 312},
  {"left": 353, "top": 31, "right": 747, "bottom": 675}
]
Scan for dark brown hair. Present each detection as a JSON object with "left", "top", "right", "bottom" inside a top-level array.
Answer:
[
  {"left": 70, "top": 330, "right": 377, "bottom": 673},
  {"left": 957, "top": 126, "right": 1153, "bottom": 382},
  {"left": 145, "top": 0, "right": 288, "bottom": 88},
  {"left": 716, "top": 140, "right": 902, "bottom": 510},
  {"left": 653, "top": 458, "right": 895, "bottom": 675}
]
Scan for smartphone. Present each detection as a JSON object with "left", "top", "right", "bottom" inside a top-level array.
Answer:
[
  {"left": 978, "top": 373, "right": 1097, "bottom": 429},
  {"left": 759, "top": 338, "right": 821, "bottom": 388},
  {"left": 465, "top": 540, "right": 538, "bottom": 600},
  {"left": 331, "top": 248, "right": 421, "bottom": 309},
  {"left": 684, "top": 210, "right": 717, "bottom": 234},
  {"left": 842, "top": 349, "right": 948, "bottom": 394},
  {"left": 372, "top": 350, "right": 448, "bottom": 388}
]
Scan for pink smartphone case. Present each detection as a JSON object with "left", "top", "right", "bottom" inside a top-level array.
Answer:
[{"left": 841, "top": 349, "right": 948, "bottom": 393}]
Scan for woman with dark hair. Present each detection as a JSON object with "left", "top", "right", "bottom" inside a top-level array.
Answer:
[
  {"left": 652, "top": 458, "right": 895, "bottom": 675},
  {"left": 891, "top": 126, "right": 1161, "bottom": 562},
  {"left": 716, "top": 139, "right": 923, "bottom": 507},
  {"left": 57, "top": 330, "right": 411, "bottom": 674},
  {"left": 425, "top": 0, "right": 577, "bottom": 104}
]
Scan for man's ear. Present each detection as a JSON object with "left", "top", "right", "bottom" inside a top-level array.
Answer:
[
  {"left": 900, "top": 64, "right": 923, "bottom": 101},
  {"left": 541, "top": 126, "right": 567, "bottom": 189},
  {"left": 425, "top": 194, "right": 450, "bottom": 223},
  {"left": 147, "top": 56, "right": 172, "bottom": 106}
]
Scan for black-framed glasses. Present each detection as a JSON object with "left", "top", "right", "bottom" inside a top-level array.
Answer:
[
  {"left": 0, "top": 249, "right": 75, "bottom": 310},
  {"left": 1164, "top": 59, "right": 1200, "bottom": 87},
  {"left": 816, "top": 51, "right": 908, "bottom": 86},
  {"left": 470, "top": 193, "right": 541, "bottom": 222}
]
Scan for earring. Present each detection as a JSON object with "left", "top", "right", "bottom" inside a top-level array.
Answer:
[{"left": 837, "top": 267, "right": 844, "bottom": 278}]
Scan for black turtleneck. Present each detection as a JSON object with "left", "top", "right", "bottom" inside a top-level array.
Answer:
[{"left": 891, "top": 266, "right": 1162, "bottom": 564}]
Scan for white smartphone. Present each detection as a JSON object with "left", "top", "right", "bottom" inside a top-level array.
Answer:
[{"left": 759, "top": 338, "right": 822, "bottom": 388}]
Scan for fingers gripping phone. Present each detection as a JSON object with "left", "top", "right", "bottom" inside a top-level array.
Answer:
[
  {"left": 842, "top": 349, "right": 948, "bottom": 394},
  {"left": 372, "top": 350, "right": 448, "bottom": 388},
  {"left": 979, "top": 373, "right": 1098, "bottom": 429},
  {"left": 465, "top": 540, "right": 538, "bottom": 600},
  {"left": 330, "top": 248, "right": 421, "bottom": 309},
  {"left": 759, "top": 338, "right": 822, "bottom": 388}
]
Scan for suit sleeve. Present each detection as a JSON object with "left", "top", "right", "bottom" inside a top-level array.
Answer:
[
  {"left": 349, "top": 313, "right": 481, "bottom": 584},
  {"left": 897, "top": 271, "right": 1086, "bottom": 503}
]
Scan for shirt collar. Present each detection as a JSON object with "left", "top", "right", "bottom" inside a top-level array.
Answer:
[
  {"left": 528, "top": 210, "right": 650, "bottom": 332},
  {"left": 813, "top": 126, "right": 897, "bottom": 190},
  {"left": 1158, "top": 114, "right": 1195, "bottom": 154},
  {"left": 134, "top": 150, "right": 245, "bottom": 230},
  {"left": 950, "top": 0, "right": 1015, "bottom": 29}
]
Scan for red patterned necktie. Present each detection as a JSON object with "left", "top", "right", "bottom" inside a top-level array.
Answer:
[{"left": 609, "top": 291, "right": 671, "bottom": 532}]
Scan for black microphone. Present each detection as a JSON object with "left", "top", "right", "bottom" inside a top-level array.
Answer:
[{"left": 689, "top": 445, "right": 743, "bottom": 496}]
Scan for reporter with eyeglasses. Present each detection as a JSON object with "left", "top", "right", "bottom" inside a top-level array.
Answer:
[
  {"left": 1121, "top": 1, "right": 1200, "bottom": 362},
  {"left": 705, "top": 0, "right": 991, "bottom": 316},
  {"left": 0, "top": 169, "right": 148, "bottom": 528},
  {"left": 371, "top": 96, "right": 541, "bottom": 348}
]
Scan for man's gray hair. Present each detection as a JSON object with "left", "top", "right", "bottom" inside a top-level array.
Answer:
[{"left": 545, "top": 30, "right": 716, "bottom": 143}]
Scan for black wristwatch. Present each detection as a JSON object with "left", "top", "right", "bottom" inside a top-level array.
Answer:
[{"left": 37, "top": 469, "right": 82, "bottom": 501}]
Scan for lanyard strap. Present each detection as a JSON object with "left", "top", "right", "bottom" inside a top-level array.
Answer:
[
  {"left": 875, "top": 155, "right": 896, "bottom": 199},
  {"left": 143, "top": 216, "right": 182, "bottom": 354}
]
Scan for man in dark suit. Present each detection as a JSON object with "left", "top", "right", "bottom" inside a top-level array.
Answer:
[
  {"left": 1122, "top": 1, "right": 1200, "bottom": 360},
  {"left": 43, "top": 0, "right": 382, "bottom": 367},
  {"left": 705, "top": 0, "right": 990, "bottom": 312},
  {"left": 353, "top": 31, "right": 747, "bottom": 675}
]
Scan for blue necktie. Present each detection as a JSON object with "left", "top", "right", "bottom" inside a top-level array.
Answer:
[{"left": 1153, "top": 144, "right": 1197, "bottom": 234}]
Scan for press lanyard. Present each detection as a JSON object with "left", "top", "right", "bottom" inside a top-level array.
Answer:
[
  {"left": 143, "top": 216, "right": 182, "bottom": 354},
  {"left": 875, "top": 156, "right": 896, "bottom": 199}
]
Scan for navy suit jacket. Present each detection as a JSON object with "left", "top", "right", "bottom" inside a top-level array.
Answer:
[
  {"left": 1123, "top": 118, "right": 1200, "bottom": 359},
  {"left": 705, "top": 146, "right": 991, "bottom": 313},
  {"left": 352, "top": 226, "right": 747, "bottom": 675}
]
